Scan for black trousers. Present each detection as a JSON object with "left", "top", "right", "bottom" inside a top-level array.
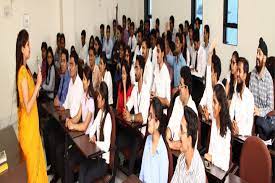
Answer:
[
  {"left": 64, "top": 145, "right": 85, "bottom": 183},
  {"left": 79, "top": 158, "right": 108, "bottom": 183},
  {"left": 116, "top": 125, "right": 142, "bottom": 175}
]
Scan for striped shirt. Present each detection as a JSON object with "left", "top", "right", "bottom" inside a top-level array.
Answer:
[
  {"left": 171, "top": 149, "right": 206, "bottom": 183},
  {"left": 249, "top": 67, "right": 274, "bottom": 117}
]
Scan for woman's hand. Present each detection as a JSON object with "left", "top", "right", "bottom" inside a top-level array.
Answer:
[{"left": 89, "top": 135, "right": 96, "bottom": 143}]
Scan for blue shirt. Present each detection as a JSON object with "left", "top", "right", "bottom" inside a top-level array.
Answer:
[
  {"left": 139, "top": 135, "right": 169, "bottom": 183},
  {"left": 57, "top": 70, "right": 70, "bottom": 106},
  {"left": 166, "top": 53, "right": 187, "bottom": 88}
]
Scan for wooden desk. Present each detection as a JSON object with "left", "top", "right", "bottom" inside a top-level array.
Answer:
[
  {"left": 123, "top": 174, "right": 141, "bottom": 183},
  {"left": 224, "top": 173, "right": 248, "bottom": 183},
  {"left": 41, "top": 101, "right": 84, "bottom": 139},
  {"left": 0, "top": 126, "right": 27, "bottom": 182},
  {"left": 73, "top": 135, "right": 103, "bottom": 159},
  {"left": 203, "top": 157, "right": 227, "bottom": 182}
]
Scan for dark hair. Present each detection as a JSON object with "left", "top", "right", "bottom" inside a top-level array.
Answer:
[
  {"left": 113, "top": 19, "right": 116, "bottom": 24},
  {"left": 106, "top": 25, "right": 110, "bottom": 30},
  {"left": 204, "top": 24, "right": 210, "bottom": 37},
  {"left": 169, "top": 15, "right": 175, "bottom": 25},
  {"left": 136, "top": 55, "right": 145, "bottom": 75},
  {"left": 180, "top": 66, "right": 192, "bottom": 94},
  {"left": 228, "top": 51, "right": 239, "bottom": 100},
  {"left": 89, "top": 35, "right": 94, "bottom": 49},
  {"left": 56, "top": 32, "right": 61, "bottom": 39},
  {"left": 120, "top": 62, "right": 131, "bottom": 92},
  {"left": 117, "top": 25, "right": 123, "bottom": 34},
  {"left": 61, "top": 48, "right": 69, "bottom": 62},
  {"left": 156, "top": 37, "right": 165, "bottom": 53},
  {"left": 41, "top": 42, "right": 47, "bottom": 50},
  {"left": 184, "top": 20, "right": 189, "bottom": 27},
  {"left": 98, "top": 81, "right": 110, "bottom": 141},
  {"left": 137, "top": 28, "right": 143, "bottom": 37},
  {"left": 212, "top": 53, "right": 221, "bottom": 80},
  {"left": 193, "top": 28, "right": 200, "bottom": 42},
  {"left": 45, "top": 46, "right": 54, "bottom": 85},
  {"left": 100, "top": 24, "right": 104, "bottom": 30},
  {"left": 123, "top": 15, "right": 126, "bottom": 21},
  {"left": 125, "top": 45, "right": 132, "bottom": 66},
  {"left": 60, "top": 33, "right": 66, "bottom": 44},
  {"left": 213, "top": 84, "right": 232, "bottom": 137},
  {"left": 94, "top": 36, "right": 102, "bottom": 56},
  {"left": 166, "top": 31, "right": 172, "bottom": 43},
  {"left": 182, "top": 33, "right": 188, "bottom": 61},
  {"left": 151, "top": 97, "right": 166, "bottom": 136},
  {"left": 127, "top": 17, "right": 131, "bottom": 23},
  {"left": 100, "top": 52, "right": 107, "bottom": 70},
  {"left": 150, "top": 29, "right": 157, "bottom": 39},
  {"left": 184, "top": 106, "right": 198, "bottom": 148},
  {"left": 70, "top": 50, "right": 79, "bottom": 65},
  {"left": 81, "top": 30, "right": 86, "bottom": 37},
  {"left": 130, "top": 22, "right": 135, "bottom": 29},
  {"left": 179, "top": 24, "right": 184, "bottom": 33},
  {"left": 83, "top": 65, "right": 95, "bottom": 99},
  {"left": 16, "top": 29, "right": 29, "bottom": 107},
  {"left": 188, "top": 24, "right": 194, "bottom": 31},
  {"left": 70, "top": 45, "right": 75, "bottom": 54},
  {"left": 195, "top": 17, "right": 201, "bottom": 25},
  {"left": 144, "top": 19, "right": 150, "bottom": 25},
  {"left": 156, "top": 18, "right": 160, "bottom": 26},
  {"left": 142, "top": 38, "right": 150, "bottom": 49},
  {"left": 238, "top": 57, "right": 249, "bottom": 75},
  {"left": 176, "top": 33, "right": 183, "bottom": 53}
]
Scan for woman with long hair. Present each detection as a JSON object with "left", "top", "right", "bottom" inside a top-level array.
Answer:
[
  {"left": 16, "top": 29, "right": 48, "bottom": 182},
  {"left": 204, "top": 84, "right": 232, "bottom": 171}
]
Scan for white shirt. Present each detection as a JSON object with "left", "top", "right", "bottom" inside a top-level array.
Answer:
[
  {"left": 88, "top": 109, "right": 112, "bottom": 164},
  {"left": 191, "top": 45, "right": 207, "bottom": 79},
  {"left": 208, "top": 117, "right": 231, "bottom": 171},
  {"left": 81, "top": 95, "right": 95, "bottom": 135},
  {"left": 126, "top": 83, "right": 151, "bottom": 135},
  {"left": 102, "top": 71, "right": 113, "bottom": 105},
  {"left": 131, "top": 45, "right": 142, "bottom": 85},
  {"left": 152, "top": 63, "right": 171, "bottom": 114},
  {"left": 143, "top": 58, "right": 154, "bottom": 90},
  {"left": 149, "top": 46, "right": 157, "bottom": 71},
  {"left": 184, "top": 48, "right": 191, "bottom": 67},
  {"left": 128, "top": 35, "right": 137, "bottom": 53},
  {"left": 202, "top": 41, "right": 210, "bottom": 56},
  {"left": 103, "top": 38, "right": 113, "bottom": 60},
  {"left": 79, "top": 43, "right": 88, "bottom": 64},
  {"left": 199, "top": 64, "right": 214, "bottom": 119},
  {"left": 63, "top": 74, "right": 84, "bottom": 117},
  {"left": 168, "top": 96, "right": 198, "bottom": 141},
  {"left": 229, "top": 87, "right": 254, "bottom": 136}
]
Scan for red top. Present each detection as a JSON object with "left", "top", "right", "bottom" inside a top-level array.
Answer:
[{"left": 116, "top": 82, "right": 133, "bottom": 115}]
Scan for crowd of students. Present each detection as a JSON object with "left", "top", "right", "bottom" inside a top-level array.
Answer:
[{"left": 15, "top": 13, "right": 274, "bottom": 183}]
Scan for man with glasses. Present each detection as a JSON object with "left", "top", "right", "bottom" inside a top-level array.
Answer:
[{"left": 166, "top": 66, "right": 198, "bottom": 150}]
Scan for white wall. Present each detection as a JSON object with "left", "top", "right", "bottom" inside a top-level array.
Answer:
[
  {"left": 152, "top": 0, "right": 275, "bottom": 79},
  {"left": 0, "top": 0, "right": 60, "bottom": 129}
]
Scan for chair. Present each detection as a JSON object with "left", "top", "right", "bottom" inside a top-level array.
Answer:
[{"left": 239, "top": 136, "right": 272, "bottom": 183}]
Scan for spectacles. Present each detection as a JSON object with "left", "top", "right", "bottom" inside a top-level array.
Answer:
[{"left": 179, "top": 82, "right": 188, "bottom": 89}]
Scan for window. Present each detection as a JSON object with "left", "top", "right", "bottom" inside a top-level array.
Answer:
[
  {"left": 223, "top": 0, "right": 238, "bottom": 45},
  {"left": 191, "top": 0, "right": 203, "bottom": 25}
]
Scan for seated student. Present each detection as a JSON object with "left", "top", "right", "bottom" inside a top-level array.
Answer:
[
  {"left": 99, "top": 53, "right": 113, "bottom": 105},
  {"left": 171, "top": 106, "right": 206, "bottom": 183},
  {"left": 41, "top": 42, "right": 47, "bottom": 82},
  {"left": 169, "top": 15, "right": 176, "bottom": 43},
  {"left": 88, "top": 35, "right": 94, "bottom": 50},
  {"left": 166, "top": 66, "right": 198, "bottom": 150},
  {"left": 130, "top": 28, "right": 143, "bottom": 84},
  {"left": 79, "top": 82, "right": 112, "bottom": 183},
  {"left": 187, "top": 24, "right": 195, "bottom": 61},
  {"left": 41, "top": 46, "right": 55, "bottom": 99},
  {"left": 48, "top": 51, "right": 84, "bottom": 182},
  {"left": 103, "top": 25, "right": 113, "bottom": 62},
  {"left": 202, "top": 25, "right": 210, "bottom": 55},
  {"left": 54, "top": 33, "right": 61, "bottom": 67},
  {"left": 182, "top": 33, "right": 191, "bottom": 68},
  {"left": 55, "top": 33, "right": 66, "bottom": 71},
  {"left": 166, "top": 33, "right": 187, "bottom": 90},
  {"left": 100, "top": 24, "right": 105, "bottom": 48},
  {"left": 225, "top": 51, "right": 239, "bottom": 103},
  {"left": 230, "top": 57, "right": 254, "bottom": 136},
  {"left": 54, "top": 48, "right": 70, "bottom": 107},
  {"left": 119, "top": 55, "right": 150, "bottom": 174},
  {"left": 199, "top": 49, "right": 221, "bottom": 121},
  {"left": 249, "top": 38, "right": 274, "bottom": 140},
  {"left": 114, "top": 41, "right": 125, "bottom": 85},
  {"left": 79, "top": 30, "right": 88, "bottom": 65},
  {"left": 139, "top": 97, "right": 169, "bottom": 183},
  {"left": 128, "top": 22, "right": 137, "bottom": 56},
  {"left": 204, "top": 84, "right": 232, "bottom": 171},
  {"left": 141, "top": 38, "right": 154, "bottom": 90},
  {"left": 151, "top": 38, "right": 171, "bottom": 113},
  {"left": 149, "top": 29, "right": 158, "bottom": 70},
  {"left": 125, "top": 45, "right": 132, "bottom": 67},
  {"left": 94, "top": 36, "right": 102, "bottom": 65},
  {"left": 64, "top": 65, "right": 96, "bottom": 183},
  {"left": 88, "top": 47, "right": 101, "bottom": 92},
  {"left": 116, "top": 62, "right": 133, "bottom": 115}
]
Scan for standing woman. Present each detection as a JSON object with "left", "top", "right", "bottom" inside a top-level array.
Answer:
[{"left": 16, "top": 29, "right": 48, "bottom": 182}]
